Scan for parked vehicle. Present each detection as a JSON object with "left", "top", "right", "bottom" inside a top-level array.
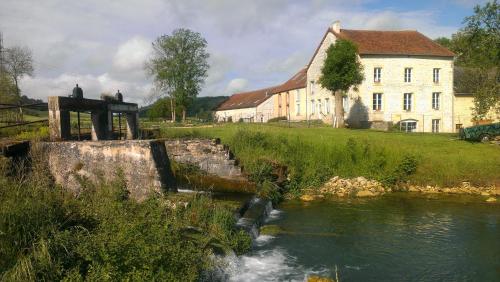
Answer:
[{"left": 460, "top": 122, "right": 500, "bottom": 142}]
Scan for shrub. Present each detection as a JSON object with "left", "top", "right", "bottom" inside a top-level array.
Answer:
[{"left": 267, "top": 116, "right": 287, "bottom": 123}]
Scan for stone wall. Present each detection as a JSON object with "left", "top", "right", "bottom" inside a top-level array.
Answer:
[
  {"left": 40, "top": 140, "right": 176, "bottom": 200},
  {"left": 164, "top": 139, "right": 244, "bottom": 180}
]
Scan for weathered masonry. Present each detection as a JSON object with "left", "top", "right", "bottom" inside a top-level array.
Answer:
[{"left": 48, "top": 95, "right": 139, "bottom": 141}]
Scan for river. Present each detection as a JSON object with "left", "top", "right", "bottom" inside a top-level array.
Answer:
[{"left": 224, "top": 193, "right": 500, "bottom": 281}]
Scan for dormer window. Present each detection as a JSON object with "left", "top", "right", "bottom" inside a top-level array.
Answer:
[
  {"left": 374, "top": 68, "right": 381, "bottom": 83},
  {"left": 404, "top": 68, "right": 412, "bottom": 83}
]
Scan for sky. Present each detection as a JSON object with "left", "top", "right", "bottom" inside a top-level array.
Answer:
[{"left": 0, "top": 0, "right": 488, "bottom": 105}]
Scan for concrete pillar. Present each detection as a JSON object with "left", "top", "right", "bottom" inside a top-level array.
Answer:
[
  {"left": 91, "top": 110, "right": 111, "bottom": 141},
  {"left": 49, "top": 109, "right": 71, "bottom": 141},
  {"left": 126, "top": 112, "right": 139, "bottom": 140},
  {"left": 48, "top": 97, "right": 71, "bottom": 141}
]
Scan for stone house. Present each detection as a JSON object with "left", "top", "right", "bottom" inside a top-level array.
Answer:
[
  {"left": 306, "top": 21, "right": 455, "bottom": 132},
  {"left": 217, "top": 21, "right": 496, "bottom": 132}
]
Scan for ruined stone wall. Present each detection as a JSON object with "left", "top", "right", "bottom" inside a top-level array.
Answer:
[
  {"left": 164, "top": 139, "right": 245, "bottom": 181},
  {"left": 40, "top": 140, "right": 175, "bottom": 200}
]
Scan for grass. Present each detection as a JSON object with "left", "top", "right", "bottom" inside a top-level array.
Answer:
[
  {"left": 158, "top": 123, "right": 500, "bottom": 194},
  {"left": 0, "top": 150, "right": 251, "bottom": 281}
]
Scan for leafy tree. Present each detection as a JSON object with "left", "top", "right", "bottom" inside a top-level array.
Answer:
[
  {"left": 146, "top": 29, "right": 209, "bottom": 123},
  {"left": 434, "top": 37, "right": 453, "bottom": 49},
  {"left": 3, "top": 46, "right": 34, "bottom": 98},
  {"left": 147, "top": 98, "right": 173, "bottom": 120},
  {"left": 319, "top": 39, "right": 364, "bottom": 128},
  {"left": 0, "top": 72, "right": 17, "bottom": 103}
]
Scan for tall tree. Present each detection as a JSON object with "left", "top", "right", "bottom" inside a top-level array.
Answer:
[
  {"left": 319, "top": 39, "right": 364, "bottom": 128},
  {"left": 3, "top": 46, "right": 34, "bottom": 98},
  {"left": 459, "top": 1, "right": 499, "bottom": 119},
  {"left": 146, "top": 29, "right": 209, "bottom": 122}
]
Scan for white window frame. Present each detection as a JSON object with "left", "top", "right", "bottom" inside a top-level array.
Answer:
[
  {"left": 310, "top": 81, "right": 315, "bottom": 96},
  {"left": 432, "top": 119, "right": 440, "bottom": 133},
  {"left": 373, "top": 93, "right": 382, "bottom": 111},
  {"left": 374, "top": 67, "right": 382, "bottom": 83},
  {"left": 317, "top": 99, "right": 322, "bottom": 114},
  {"left": 325, "top": 98, "right": 331, "bottom": 114},
  {"left": 311, "top": 100, "right": 315, "bottom": 114},
  {"left": 296, "top": 102, "right": 300, "bottom": 115},
  {"left": 432, "top": 92, "right": 440, "bottom": 110},
  {"left": 342, "top": 96, "right": 349, "bottom": 113},
  {"left": 433, "top": 68, "right": 440, "bottom": 83},
  {"left": 404, "top": 68, "right": 412, "bottom": 83},
  {"left": 402, "top": 120, "right": 417, "bottom": 132},
  {"left": 295, "top": 89, "right": 300, "bottom": 102},
  {"left": 403, "top": 93, "right": 412, "bottom": 111}
]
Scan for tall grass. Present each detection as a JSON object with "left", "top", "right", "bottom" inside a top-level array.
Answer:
[
  {"left": 159, "top": 123, "right": 500, "bottom": 193},
  {"left": 0, "top": 149, "right": 250, "bottom": 281}
]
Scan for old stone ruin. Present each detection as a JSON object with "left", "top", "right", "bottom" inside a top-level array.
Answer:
[{"left": 31, "top": 85, "right": 248, "bottom": 200}]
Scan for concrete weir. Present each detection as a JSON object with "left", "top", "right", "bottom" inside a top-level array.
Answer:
[{"left": 40, "top": 140, "right": 176, "bottom": 200}]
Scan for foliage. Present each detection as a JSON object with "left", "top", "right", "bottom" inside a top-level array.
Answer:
[
  {"left": 159, "top": 123, "right": 500, "bottom": 190},
  {"left": 319, "top": 39, "right": 364, "bottom": 127},
  {"left": 438, "top": 1, "right": 499, "bottom": 118},
  {"left": 267, "top": 116, "right": 287, "bottom": 123},
  {"left": 0, "top": 72, "right": 18, "bottom": 103},
  {"left": 146, "top": 29, "right": 210, "bottom": 122},
  {"left": 380, "top": 155, "right": 418, "bottom": 187},
  {"left": 319, "top": 39, "right": 364, "bottom": 93},
  {"left": 0, "top": 152, "right": 250, "bottom": 281},
  {"left": 147, "top": 97, "right": 173, "bottom": 120},
  {"left": 2, "top": 46, "right": 34, "bottom": 97}
]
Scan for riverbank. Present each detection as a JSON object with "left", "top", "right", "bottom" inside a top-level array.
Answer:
[
  {"left": 158, "top": 123, "right": 500, "bottom": 196},
  {"left": 297, "top": 176, "right": 499, "bottom": 202}
]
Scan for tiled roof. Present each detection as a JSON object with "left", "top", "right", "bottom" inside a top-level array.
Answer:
[
  {"left": 335, "top": 29, "right": 455, "bottom": 57},
  {"left": 308, "top": 28, "right": 454, "bottom": 68},
  {"left": 217, "top": 68, "right": 308, "bottom": 111},
  {"left": 273, "top": 68, "right": 307, "bottom": 93},
  {"left": 216, "top": 86, "right": 278, "bottom": 111}
]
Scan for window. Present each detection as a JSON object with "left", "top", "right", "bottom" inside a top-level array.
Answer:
[
  {"left": 310, "top": 81, "right": 315, "bottom": 95},
  {"left": 401, "top": 120, "right": 417, "bottom": 132},
  {"left": 403, "top": 93, "right": 412, "bottom": 111},
  {"left": 295, "top": 90, "right": 300, "bottom": 115},
  {"left": 433, "top": 68, "right": 440, "bottom": 83},
  {"left": 311, "top": 100, "right": 315, "bottom": 114},
  {"left": 325, "top": 98, "right": 331, "bottom": 114},
  {"left": 374, "top": 67, "right": 382, "bottom": 82},
  {"left": 432, "top": 119, "right": 440, "bottom": 133},
  {"left": 343, "top": 96, "right": 349, "bottom": 112},
  {"left": 432, "top": 92, "right": 440, "bottom": 110},
  {"left": 318, "top": 99, "right": 322, "bottom": 114},
  {"left": 404, "top": 68, "right": 412, "bottom": 82},
  {"left": 372, "top": 93, "right": 382, "bottom": 111}
]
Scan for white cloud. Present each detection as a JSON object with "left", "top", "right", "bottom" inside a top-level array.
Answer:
[
  {"left": 224, "top": 78, "right": 248, "bottom": 94},
  {"left": 1, "top": 0, "right": 464, "bottom": 103},
  {"left": 113, "top": 37, "right": 152, "bottom": 73}
]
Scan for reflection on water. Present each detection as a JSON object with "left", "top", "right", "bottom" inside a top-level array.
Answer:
[{"left": 225, "top": 193, "right": 500, "bottom": 282}]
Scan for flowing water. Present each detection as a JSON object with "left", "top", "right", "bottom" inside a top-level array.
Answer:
[{"left": 224, "top": 193, "right": 500, "bottom": 281}]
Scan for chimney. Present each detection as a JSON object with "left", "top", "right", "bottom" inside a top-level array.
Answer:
[{"left": 331, "top": 20, "right": 340, "bottom": 33}]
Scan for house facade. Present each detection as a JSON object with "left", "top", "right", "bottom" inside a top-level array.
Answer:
[
  {"left": 215, "top": 87, "right": 277, "bottom": 123},
  {"left": 217, "top": 21, "right": 493, "bottom": 133},
  {"left": 305, "top": 21, "right": 455, "bottom": 132}
]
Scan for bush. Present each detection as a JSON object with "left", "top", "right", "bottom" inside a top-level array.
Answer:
[
  {"left": 267, "top": 116, "right": 287, "bottom": 123},
  {"left": 0, "top": 154, "right": 251, "bottom": 281}
]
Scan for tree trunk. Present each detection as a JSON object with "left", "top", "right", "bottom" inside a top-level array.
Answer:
[
  {"left": 334, "top": 91, "right": 344, "bottom": 128},
  {"left": 182, "top": 109, "right": 186, "bottom": 123},
  {"left": 170, "top": 98, "right": 175, "bottom": 123}
]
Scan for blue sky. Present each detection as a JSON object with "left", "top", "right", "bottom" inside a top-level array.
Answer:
[{"left": 0, "top": 0, "right": 488, "bottom": 105}]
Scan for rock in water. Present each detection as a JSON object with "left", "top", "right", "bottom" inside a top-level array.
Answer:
[
  {"left": 356, "top": 190, "right": 376, "bottom": 197},
  {"left": 300, "top": 195, "right": 315, "bottom": 202},
  {"left": 308, "top": 275, "right": 335, "bottom": 282},
  {"left": 485, "top": 197, "right": 497, "bottom": 203}
]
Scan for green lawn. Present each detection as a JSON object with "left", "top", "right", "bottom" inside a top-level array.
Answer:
[{"left": 158, "top": 123, "right": 500, "bottom": 192}]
